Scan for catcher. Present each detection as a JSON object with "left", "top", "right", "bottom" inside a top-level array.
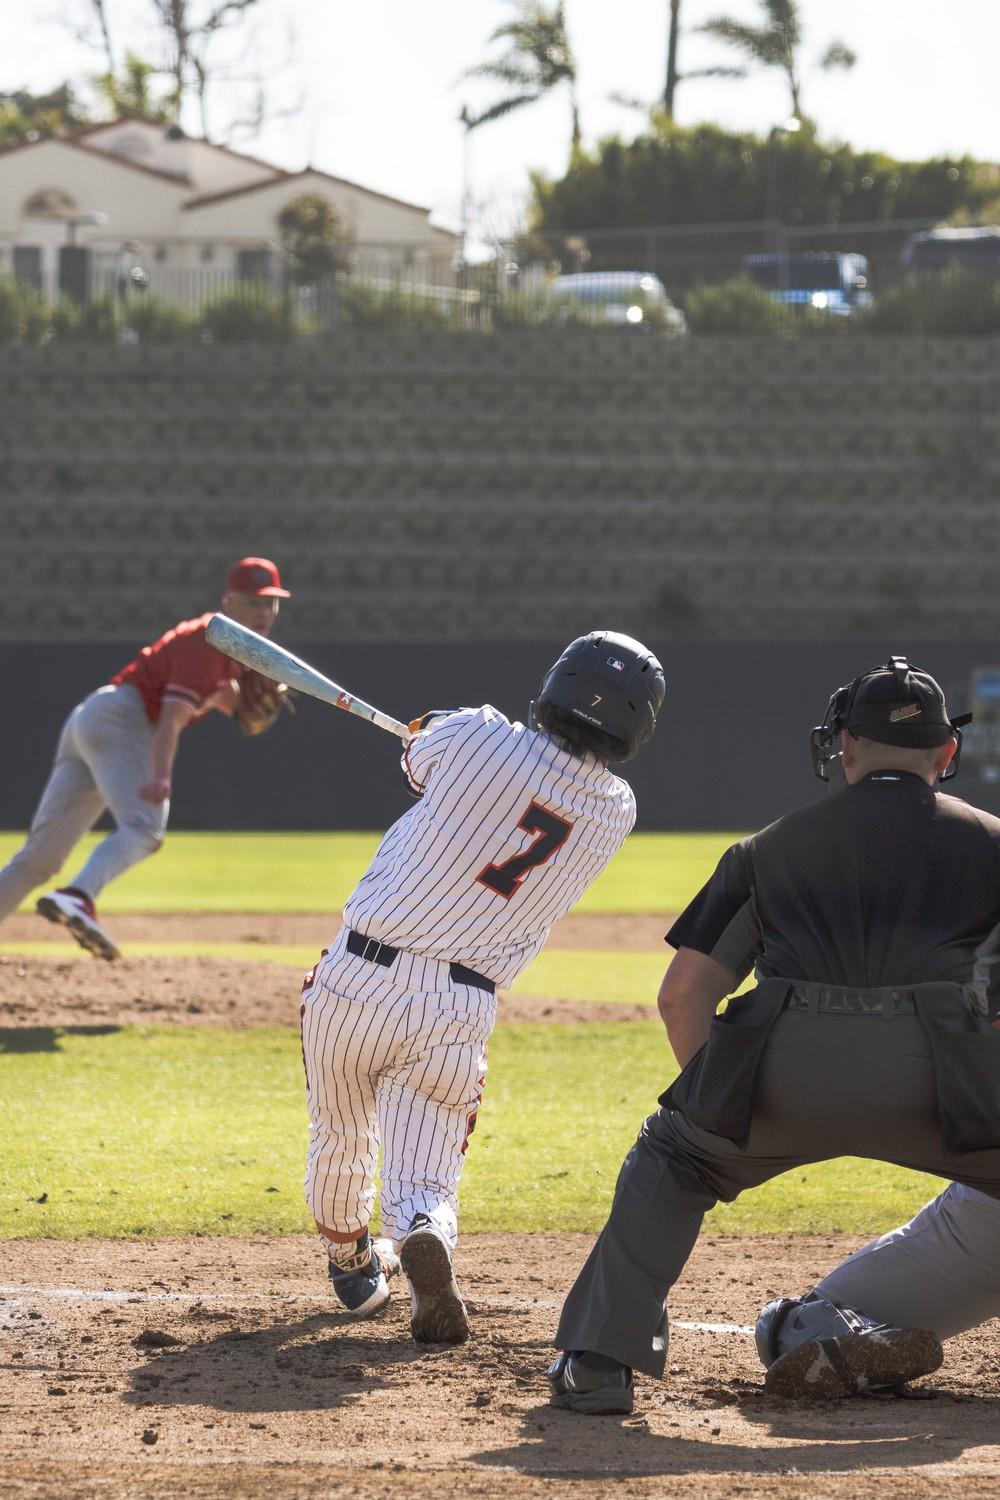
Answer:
[{"left": 0, "top": 557, "right": 294, "bottom": 960}]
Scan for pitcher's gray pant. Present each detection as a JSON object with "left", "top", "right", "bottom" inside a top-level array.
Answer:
[
  {"left": 0, "top": 684, "right": 167, "bottom": 920},
  {"left": 555, "top": 1009, "right": 1000, "bottom": 1378}
]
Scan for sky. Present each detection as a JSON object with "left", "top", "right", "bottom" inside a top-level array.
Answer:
[{"left": 4, "top": 1, "right": 997, "bottom": 232}]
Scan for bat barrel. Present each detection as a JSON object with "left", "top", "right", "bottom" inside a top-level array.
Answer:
[{"left": 205, "top": 614, "right": 411, "bottom": 742}]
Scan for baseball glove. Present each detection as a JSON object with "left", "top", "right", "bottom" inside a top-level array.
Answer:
[{"left": 236, "top": 671, "right": 295, "bottom": 737}]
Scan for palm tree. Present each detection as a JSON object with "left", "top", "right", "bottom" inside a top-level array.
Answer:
[
  {"left": 696, "top": 0, "right": 855, "bottom": 121},
  {"left": 464, "top": 1, "right": 581, "bottom": 157},
  {"left": 665, "top": 0, "right": 682, "bottom": 117}
]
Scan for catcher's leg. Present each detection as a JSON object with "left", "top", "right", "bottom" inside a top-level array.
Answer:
[
  {"left": 814, "top": 1182, "right": 1000, "bottom": 1339},
  {"left": 0, "top": 706, "right": 103, "bottom": 921}
]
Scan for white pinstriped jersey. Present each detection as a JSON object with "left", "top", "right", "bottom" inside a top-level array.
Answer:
[{"left": 339, "top": 705, "right": 636, "bottom": 989}]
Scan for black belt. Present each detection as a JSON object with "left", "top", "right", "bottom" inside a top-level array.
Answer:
[
  {"left": 346, "top": 929, "right": 495, "bottom": 994},
  {"left": 787, "top": 983, "right": 916, "bottom": 1017}
]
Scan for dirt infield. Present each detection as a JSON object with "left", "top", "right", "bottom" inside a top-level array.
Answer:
[
  {"left": 0, "top": 911, "right": 665, "bottom": 1027},
  {"left": 2, "top": 911, "right": 999, "bottom": 1497},
  {"left": 2, "top": 1232, "right": 998, "bottom": 1500}
]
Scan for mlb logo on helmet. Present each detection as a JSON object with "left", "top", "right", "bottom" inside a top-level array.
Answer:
[{"left": 608, "top": 657, "right": 626, "bottom": 671}]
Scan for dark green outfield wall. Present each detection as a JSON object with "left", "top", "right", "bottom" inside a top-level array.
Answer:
[{"left": 4, "top": 641, "right": 1000, "bottom": 832}]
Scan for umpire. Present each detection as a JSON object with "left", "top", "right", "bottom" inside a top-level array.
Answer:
[{"left": 548, "top": 656, "right": 1000, "bottom": 1414}]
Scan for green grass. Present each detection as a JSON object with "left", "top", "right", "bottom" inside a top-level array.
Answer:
[
  {"left": 0, "top": 828, "right": 943, "bottom": 1244},
  {"left": 0, "top": 831, "right": 735, "bottom": 915},
  {"left": 0, "top": 1023, "right": 947, "bottom": 1240}
]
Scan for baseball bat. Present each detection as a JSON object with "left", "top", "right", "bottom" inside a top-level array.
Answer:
[{"left": 205, "top": 614, "right": 412, "bottom": 743}]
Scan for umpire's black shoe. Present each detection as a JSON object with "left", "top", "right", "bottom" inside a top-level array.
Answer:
[
  {"left": 548, "top": 1350, "right": 634, "bottom": 1415},
  {"left": 765, "top": 1326, "right": 943, "bottom": 1401}
]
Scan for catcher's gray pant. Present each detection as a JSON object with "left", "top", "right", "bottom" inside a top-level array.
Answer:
[
  {"left": 809, "top": 1183, "right": 1000, "bottom": 1340},
  {"left": 554, "top": 1008, "right": 1000, "bottom": 1379},
  {"left": 0, "top": 684, "right": 167, "bottom": 919}
]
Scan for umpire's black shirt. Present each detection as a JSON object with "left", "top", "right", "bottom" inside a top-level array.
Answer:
[{"left": 667, "top": 772, "right": 1000, "bottom": 1015}]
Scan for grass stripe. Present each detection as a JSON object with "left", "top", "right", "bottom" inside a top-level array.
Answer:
[
  {"left": 0, "top": 831, "right": 737, "bottom": 916},
  {"left": 0, "top": 1023, "right": 946, "bottom": 1240}
]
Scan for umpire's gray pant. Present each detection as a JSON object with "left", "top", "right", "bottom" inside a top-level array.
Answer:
[
  {"left": 0, "top": 684, "right": 167, "bottom": 920},
  {"left": 555, "top": 1007, "right": 1000, "bottom": 1378}
]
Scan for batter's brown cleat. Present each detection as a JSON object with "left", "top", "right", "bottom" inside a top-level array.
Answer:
[
  {"left": 401, "top": 1215, "right": 470, "bottom": 1344},
  {"left": 765, "top": 1326, "right": 943, "bottom": 1400},
  {"left": 36, "top": 888, "right": 120, "bottom": 961}
]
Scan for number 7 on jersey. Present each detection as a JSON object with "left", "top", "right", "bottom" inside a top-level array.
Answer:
[{"left": 477, "top": 801, "right": 574, "bottom": 899}]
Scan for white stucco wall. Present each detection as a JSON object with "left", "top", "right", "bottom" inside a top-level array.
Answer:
[{"left": 0, "top": 140, "right": 188, "bottom": 242}]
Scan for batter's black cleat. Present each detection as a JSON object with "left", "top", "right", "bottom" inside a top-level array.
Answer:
[
  {"left": 36, "top": 888, "right": 120, "bottom": 961},
  {"left": 548, "top": 1350, "right": 635, "bottom": 1415},
  {"left": 327, "top": 1234, "right": 397, "bottom": 1319},
  {"left": 400, "top": 1215, "right": 470, "bottom": 1344},
  {"left": 765, "top": 1326, "right": 944, "bottom": 1401}
]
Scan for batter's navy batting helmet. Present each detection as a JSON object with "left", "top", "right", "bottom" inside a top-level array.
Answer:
[
  {"left": 811, "top": 655, "right": 972, "bottom": 783},
  {"left": 530, "top": 631, "right": 665, "bottom": 762}
]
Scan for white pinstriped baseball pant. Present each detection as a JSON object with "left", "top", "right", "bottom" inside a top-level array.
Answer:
[{"left": 300, "top": 928, "right": 496, "bottom": 1251}]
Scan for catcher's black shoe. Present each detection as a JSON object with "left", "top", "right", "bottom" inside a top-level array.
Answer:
[
  {"left": 548, "top": 1350, "right": 634, "bottom": 1415},
  {"left": 765, "top": 1326, "right": 943, "bottom": 1401},
  {"left": 400, "top": 1215, "right": 470, "bottom": 1344},
  {"left": 327, "top": 1233, "right": 397, "bottom": 1319}
]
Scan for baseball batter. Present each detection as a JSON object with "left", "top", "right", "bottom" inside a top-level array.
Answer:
[
  {"left": 0, "top": 557, "right": 291, "bottom": 960},
  {"left": 549, "top": 657, "right": 1000, "bottom": 1413},
  {"left": 300, "top": 631, "right": 665, "bottom": 1342}
]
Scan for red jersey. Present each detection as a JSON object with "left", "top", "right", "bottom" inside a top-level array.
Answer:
[{"left": 111, "top": 614, "right": 242, "bottom": 724}]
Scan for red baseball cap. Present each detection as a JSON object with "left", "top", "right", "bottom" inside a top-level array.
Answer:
[{"left": 226, "top": 557, "right": 291, "bottom": 598}]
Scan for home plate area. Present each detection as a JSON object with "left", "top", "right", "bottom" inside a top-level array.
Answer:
[{"left": 1, "top": 1232, "right": 997, "bottom": 1500}]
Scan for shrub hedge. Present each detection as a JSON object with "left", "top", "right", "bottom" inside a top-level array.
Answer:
[{"left": 0, "top": 268, "right": 998, "bottom": 340}]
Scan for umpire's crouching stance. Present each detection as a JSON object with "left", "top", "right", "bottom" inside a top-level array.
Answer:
[{"left": 549, "top": 657, "right": 1000, "bottom": 1414}]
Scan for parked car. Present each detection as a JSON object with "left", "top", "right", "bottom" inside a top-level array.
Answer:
[
  {"left": 740, "top": 252, "right": 872, "bottom": 314},
  {"left": 900, "top": 226, "right": 1000, "bottom": 273},
  {"left": 547, "top": 271, "right": 687, "bottom": 332}
]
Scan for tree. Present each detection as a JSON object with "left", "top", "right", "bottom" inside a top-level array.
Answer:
[
  {"left": 148, "top": 0, "right": 271, "bottom": 135},
  {"left": 0, "top": 85, "right": 87, "bottom": 150},
  {"left": 69, "top": 0, "right": 283, "bottom": 139},
  {"left": 277, "top": 195, "right": 353, "bottom": 285},
  {"left": 696, "top": 0, "right": 855, "bottom": 121},
  {"left": 464, "top": 1, "right": 581, "bottom": 159},
  {"left": 530, "top": 121, "right": 997, "bottom": 239},
  {"left": 93, "top": 53, "right": 174, "bottom": 122}
]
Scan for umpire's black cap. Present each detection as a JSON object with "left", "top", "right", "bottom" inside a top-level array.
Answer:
[{"left": 843, "top": 658, "right": 971, "bottom": 747}]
